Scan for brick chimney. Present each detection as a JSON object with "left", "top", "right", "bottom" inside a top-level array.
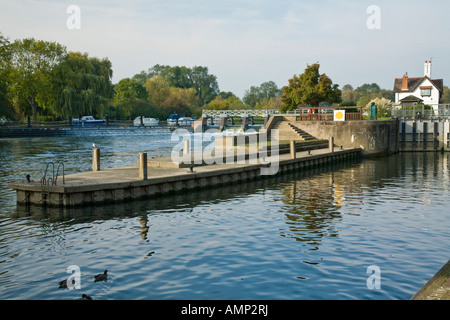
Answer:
[{"left": 402, "top": 72, "right": 408, "bottom": 90}]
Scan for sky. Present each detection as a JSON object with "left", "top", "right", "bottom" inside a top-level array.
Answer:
[{"left": 1, "top": 0, "right": 450, "bottom": 99}]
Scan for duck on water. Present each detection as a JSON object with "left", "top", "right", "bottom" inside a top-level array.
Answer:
[{"left": 94, "top": 270, "right": 108, "bottom": 282}]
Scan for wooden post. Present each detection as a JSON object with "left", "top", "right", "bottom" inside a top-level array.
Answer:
[
  {"left": 92, "top": 148, "right": 100, "bottom": 171},
  {"left": 290, "top": 140, "right": 296, "bottom": 159},
  {"left": 329, "top": 137, "right": 334, "bottom": 153},
  {"left": 139, "top": 153, "right": 148, "bottom": 180}
]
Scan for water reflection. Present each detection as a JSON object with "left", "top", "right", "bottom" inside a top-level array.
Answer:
[
  {"left": 277, "top": 152, "right": 450, "bottom": 250},
  {"left": 2, "top": 136, "right": 450, "bottom": 300},
  {"left": 10, "top": 152, "right": 450, "bottom": 249}
]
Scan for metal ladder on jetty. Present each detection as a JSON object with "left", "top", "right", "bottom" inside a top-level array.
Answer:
[{"left": 40, "top": 162, "right": 65, "bottom": 202}]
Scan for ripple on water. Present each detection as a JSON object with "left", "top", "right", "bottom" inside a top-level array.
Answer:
[{"left": 1, "top": 134, "right": 450, "bottom": 300}]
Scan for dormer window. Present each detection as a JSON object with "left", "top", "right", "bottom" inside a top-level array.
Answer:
[{"left": 420, "top": 86, "right": 432, "bottom": 97}]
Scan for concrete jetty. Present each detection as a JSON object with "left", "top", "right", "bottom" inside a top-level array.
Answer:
[
  {"left": 8, "top": 146, "right": 361, "bottom": 207},
  {"left": 411, "top": 260, "right": 450, "bottom": 300}
]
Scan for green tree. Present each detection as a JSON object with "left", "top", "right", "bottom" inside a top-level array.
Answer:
[
  {"left": 144, "top": 75, "right": 200, "bottom": 118},
  {"left": 441, "top": 86, "right": 450, "bottom": 104},
  {"left": 353, "top": 83, "right": 380, "bottom": 103},
  {"left": 132, "top": 64, "right": 170, "bottom": 85},
  {"left": 243, "top": 81, "right": 282, "bottom": 108},
  {"left": 52, "top": 51, "right": 113, "bottom": 119},
  {"left": 217, "top": 91, "right": 235, "bottom": 100},
  {"left": 189, "top": 66, "right": 219, "bottom": 106},
  {"left": 353, "top": 83, "right": 394, "bottom": 107},
  {"left": 144, "top": 75, "right": 171, "bottom": 107},
  {"left": 341, "top": 84, "right": 355, "bottom": 104},
  {"left": 8, "top": 38, "right": 66, "bottom": 121},
  {"left": 206, "top": 94, "right": 245, "bottom": 110},
  {"left": 113, "top": 78, "right": 147, "bottom": 105},
  {"left": 281, "top": 63, "right": 341, "bottom": 111},
  {"left": 243, "top": 86, "right": 261, "bottom": 108},
  {"left": 0, "top": 32, "right": 14, "bottom": 119},
  {"left": 163, "top": 65, "right": 193, "bottom": 89},
  {"left": 260, "top": 81, "right": 282, "bottom": 100},
  {"left": 113, "top": 78, "right": 149, "bottom": 119},
  {"left": 134, "top": 64, "right": 219, "bottom": 106}
]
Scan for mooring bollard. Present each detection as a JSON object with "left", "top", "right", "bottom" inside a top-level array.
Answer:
[
  {"left": 290, "top": 140, "right": 296, "bottom": 159},
  {"left": 183, "top": 139, "right": 190, "bottom": 155},
  {"left": 139, "top": 152, "right": 148, "bottom": 180},
  {"left": 329, "top": 137, "right": 334, "bottom": 153},
  {"left": 92, "top": 147, "right": 100, "bottom": 171}
]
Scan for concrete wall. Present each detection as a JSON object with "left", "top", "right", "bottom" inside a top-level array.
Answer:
[
  {"left": 398, "top": 119, "right": 450, "bottom": 152},
  {"left": 282, "top": 119, "right": 399, "bottom": 157}
]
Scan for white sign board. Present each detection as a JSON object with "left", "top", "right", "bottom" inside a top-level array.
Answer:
[{"left": 334, "top": 110, "right": 345, "bottom": 121}]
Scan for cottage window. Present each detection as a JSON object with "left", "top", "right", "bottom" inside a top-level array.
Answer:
[{"left": 420, "top": 87, "right": 431, "bottom": 97}]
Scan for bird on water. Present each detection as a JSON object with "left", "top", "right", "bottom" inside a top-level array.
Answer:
[
  {"left": 94, "top": 270, "right": 108, "bottom": 282},
  {"left": 81, "top": 294, "right": 93, "bottom": 300},
  {"left": 59, "top": 278, "right": 75, "bottom": 288}
]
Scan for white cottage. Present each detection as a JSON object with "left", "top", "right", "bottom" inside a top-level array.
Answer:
[{"left": 393, "top": 61, "right": 443, "bottom": 110}]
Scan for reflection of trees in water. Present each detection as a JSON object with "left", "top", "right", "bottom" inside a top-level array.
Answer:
[
  {"left": 279, "top": 171, "right": 345, "bottom": 245},
  {"left": 12, "top": 153, "right": 447, "bottom": 256},
  {"left": 278, "top": 160, "right": 384, "bottom": 246},
  {"left": 277, "top": 152, "right": 450, "bottom": 249}
]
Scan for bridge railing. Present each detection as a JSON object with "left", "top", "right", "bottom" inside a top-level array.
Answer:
[
  {"left": 201, "top": 109, "right": 300, "bottom": 118},
  {"left": 391, "top": 104, "right": 450, "bottom": 120},
  {"left": 201, "top": 107, "right": 362, "bottom": 121},
  {"left": 297, "top": 106, "right": 362, "bottom": 121}
]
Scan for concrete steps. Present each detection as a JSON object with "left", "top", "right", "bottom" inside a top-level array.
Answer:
[
  {"left": 287, "top": 123, "right": 316, "bottom": 140},
  {"left": 270, "top": 119, "right": 317, "bottom": 141}
]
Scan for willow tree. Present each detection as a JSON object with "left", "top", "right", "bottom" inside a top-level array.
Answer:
[
  {"left": 281, "top": 63, "right": 341, "bottom": 111},
  {"left": 8, "top": 38, "right": 66, "bottom": 120},
  {"left": 53, "top": 51, "right": 113, "bottom": 118}
]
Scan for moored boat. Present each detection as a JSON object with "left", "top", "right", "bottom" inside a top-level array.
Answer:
[
  {"left": 71, "top": 116, "right": 105, "bottom": 126},
  {"left": 167, "top": 114, "right": 196, "bottom": 126}
]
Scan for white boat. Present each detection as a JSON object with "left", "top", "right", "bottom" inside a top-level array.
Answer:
[
  {"left": 166, "top": 113, "right": 183, "bottom": 126},
  {"left": 72, "top": 116, "right": 105, "bottom": 126},
  {"left": 133, "top": 116, "right": 159, "bottom": 127},
  {"left": 167, "top": 114, "right": 196, "bottom": 126},
  {"left": 177, "top": 117, "right": 196, "bottom": 126}
]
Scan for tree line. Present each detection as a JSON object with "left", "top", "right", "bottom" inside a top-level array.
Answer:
[
  {"left": 0, "top": 34, "right": 284, "bottom": 121},
  {"left": 3, "top": 33, "right": 449, "bottom": 122},
  {"left": 0, "top": 34, "right": 113, "bottom": 121}
]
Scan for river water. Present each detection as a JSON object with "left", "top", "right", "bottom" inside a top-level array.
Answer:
[{"left": 0, "top": 127, "right": 449, "bottom": 300}]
